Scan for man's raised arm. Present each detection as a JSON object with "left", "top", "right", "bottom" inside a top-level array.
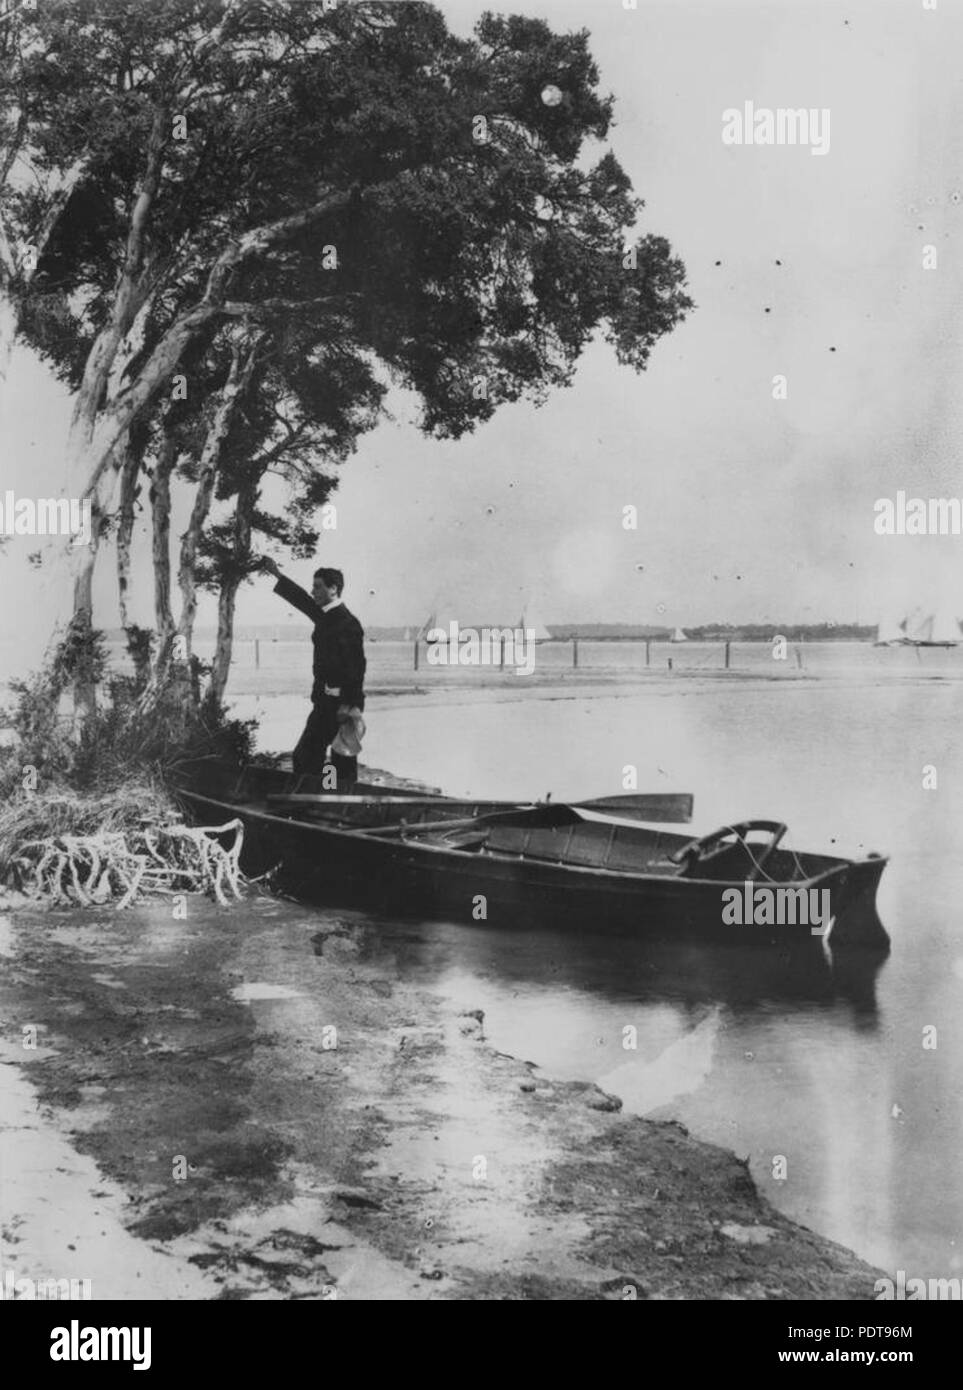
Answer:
[{"left": 260, "top": 558, "right": 321, "bottom": 623}]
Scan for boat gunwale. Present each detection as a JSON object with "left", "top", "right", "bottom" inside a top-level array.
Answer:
[{"left": 176, "top": 788, "right": 887, "bottom": 891}]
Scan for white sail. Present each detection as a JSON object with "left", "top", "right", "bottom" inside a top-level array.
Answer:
[
  {"left": 421, "top": 611, "right": 463, "bottom": 640},
  {"left": 518, "top": 607, "right": 552, "bottom": 641},
  {"left": 929, "top": 607, "right": 961, "bottom": 644},
  {"left": 874, "top": 615, "right": 905, "bottom": 645},
  {"left": 669, "top": 626, "right": 688, "bottom": 643},
  {"left": 902, "top": 607, "right": 930, "bottom": 643},
  {"left": 903, "top": 606, "right": 960, "bottom": 645}
]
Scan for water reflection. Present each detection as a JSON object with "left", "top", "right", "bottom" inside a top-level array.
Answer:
[
  {"left": 282, "top": 679, "right": 963, "bottom": 1280},
  {"left": 372, "top": 916, "right": 888, "bottom": 1023},
  {"left": 355, "top": 911, "right": 906, "bottom": 1274}
]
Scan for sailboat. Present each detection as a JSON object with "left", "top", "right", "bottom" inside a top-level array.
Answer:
[
  {"left": 416, "top": 613, "right": 436, "bottom": 640},
  {"left": 518, "top": 607, "right": 552, "bottom": 641},
  {"left": 902, "top": 607, "right": 961, "bottom": 647},
  {"left": 419, "top": 611, "right": 463, "bottom": 641},
  {"left": 873, "top": 616, "right": 906, "bottom": 646},
  {"left": 669, "top": 626, "right": 688, "bottom": 643}
]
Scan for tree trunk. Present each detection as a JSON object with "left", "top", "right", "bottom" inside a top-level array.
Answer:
[
  {"left": 65, "top": 464, "right": 118, "bottom": 723},
  {"left": 135, "top": 438, "right": 177, "bottom": 711},
  {"left": 211, "top": 579, "right": 241, "bottom": 710},
  {"left": 63, "top": 297, "right": 219, "bottom": 650},
  {"left": 176, "top": 335, "right": 261, "bottom": 668},
  {"left": 152, "top": 440, "right": 177, "bottom": 658},
  {"left": 210, "top": 473, "right": 259, "bottom": 707},
  {"left": 71, "top": 107, "right": 167, "bottom": 448},
  {"left": 68, "top": 568, "right": 100, "bottom": 726},
  {"left": 116, "top": 442, "right": 154, "bottom": 688},
  {"left": 64, "top": 301, "right": 215, "bottom": 717},
  {"left": 0, "top": 295, "right": 17, "bottom": 396},
  {"left": 59, "top": 183, "right": 351, "bottom": 722},
  {"left": 116, "top": 440, "right": 140, "bottom": 627}
]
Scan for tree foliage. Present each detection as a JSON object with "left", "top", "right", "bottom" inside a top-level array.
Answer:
[{"left": 0, "top": 0, "right": 693, "bottom": 719}]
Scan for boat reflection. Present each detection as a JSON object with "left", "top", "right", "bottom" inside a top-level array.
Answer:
[{"left": 360, "top": 914, "right": 889, "bottom": 1025}]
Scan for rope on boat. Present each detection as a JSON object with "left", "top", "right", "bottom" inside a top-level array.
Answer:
[
  {"left": 739, "top": 834, "right": 808, "bottom": 884},
  {"left": 12, "top": 820, "right": 245, "bottom": 909}
]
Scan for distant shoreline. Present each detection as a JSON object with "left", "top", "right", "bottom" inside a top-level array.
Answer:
[{"left": 98, "top": 625, "right": 881, "bottom": 644}]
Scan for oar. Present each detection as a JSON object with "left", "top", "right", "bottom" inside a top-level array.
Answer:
[
  {"left": 577, "top": 791, "right": 693, "bottom": 822},
  {"left": 265, "top": 790, "right": 692, "bottom": 823},
  {"left": 360, "top": 804, "right": 577, "bottom": 839}
]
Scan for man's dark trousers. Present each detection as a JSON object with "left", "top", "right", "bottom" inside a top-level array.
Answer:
[{"left": 292, "top": 695, "right": 357, "bottom": 786}]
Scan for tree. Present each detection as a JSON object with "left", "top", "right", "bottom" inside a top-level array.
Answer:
[
  {"left": 3, "top": 1, "right": 693, "bottom": 719},
  {"left": 0, "top": 0, "right": 95, "bottom": 388},
  {"left": 196, "top": 331, "right": 384, "bottom": 708}
]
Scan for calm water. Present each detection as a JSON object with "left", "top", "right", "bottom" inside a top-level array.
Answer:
[
  {"left": 356, "top": 680, "right": 963, "bottom": 1281},
  {"left": 44, "top": 635, "right": 963, "bottom": 692},
  {"left": 200, "top": 635, "right": 963, "bottom": 684},
  {"left": 6, "top": 629, "right": 959, "bottom": 1279}
]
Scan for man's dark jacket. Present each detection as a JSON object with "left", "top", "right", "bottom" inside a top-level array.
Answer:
[{"left": 273, "top": 575, "right": 366, "bottom": 710}]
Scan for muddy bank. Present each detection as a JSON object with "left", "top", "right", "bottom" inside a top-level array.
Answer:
[{"left": 0, "top": 894, "right": 886, "bottom": 1300}]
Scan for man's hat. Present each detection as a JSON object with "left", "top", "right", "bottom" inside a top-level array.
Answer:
[{"left": 332, "top": 709, "right": 366, "bottom": 757}]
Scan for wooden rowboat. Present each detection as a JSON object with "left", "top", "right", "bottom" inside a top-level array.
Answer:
[{"left": 173, "top": 760, "right": 889, "bottom": 949}]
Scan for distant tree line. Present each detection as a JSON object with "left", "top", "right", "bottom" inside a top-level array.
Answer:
[
  {"left": 548, "top": 623, "right": 876, "bottom": 641},
  {"left": 683, "top": 623, "right": 875, "bottom": 642}
]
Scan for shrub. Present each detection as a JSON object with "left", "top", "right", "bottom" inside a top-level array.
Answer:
[
  {"left": 0, "top": 636, "right": 258, "bottom": 902},
  {"left": 0, "top": 652, "right": 256, "bottom": 798}
]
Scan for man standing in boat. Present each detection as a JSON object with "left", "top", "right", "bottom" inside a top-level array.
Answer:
[{"left": 260, "top": 559, "right": 366, "bottom": 787}]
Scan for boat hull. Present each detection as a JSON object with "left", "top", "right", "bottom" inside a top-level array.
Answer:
[{"left": 176, "top": 776, "right": 889, "bottom": 950}]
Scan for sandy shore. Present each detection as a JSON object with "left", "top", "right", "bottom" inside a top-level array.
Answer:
[{"left": 0, "top": 891, "right": 886, "bottom": 1300}]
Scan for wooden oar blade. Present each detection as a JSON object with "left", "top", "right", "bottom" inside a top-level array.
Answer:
[{"left": 574, "top": 792, "right": 693, "bottom": 823}]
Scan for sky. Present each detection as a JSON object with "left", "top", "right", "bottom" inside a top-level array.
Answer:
[{"left": 3, "top": 0, "right": 963, "bottom": 664}]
